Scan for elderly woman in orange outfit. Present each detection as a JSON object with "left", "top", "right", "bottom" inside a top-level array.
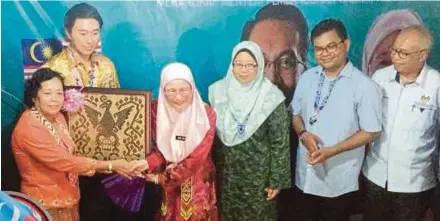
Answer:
[{"left": 11, "top": 68, "right": 143, "bottom": 221}]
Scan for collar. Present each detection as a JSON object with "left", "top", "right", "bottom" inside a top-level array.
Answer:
[
  {"left": 391, "top": 63, "right": 428, "bottom": 88},
  {"left": 66, "top": 46, "right": 99, "bottom": 68},
  {"left": 317, "top": 60, "right": 354, "bottom": 78}
]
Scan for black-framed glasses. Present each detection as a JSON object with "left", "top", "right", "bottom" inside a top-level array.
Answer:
[
  {"left": 265, "top": 50, "right": 305, "bottom": 77},
  {"left": 313, "top": 40, "right": 344, "bottom": 55},
  {"left": 389, "top": 47, "right": 427, "bottom": 59},
  {"left": 233, "top": 63, "right": 257, "bottom": 69}
]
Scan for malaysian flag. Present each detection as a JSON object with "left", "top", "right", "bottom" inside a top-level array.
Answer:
[
  {"left": 21, "top": 39, "right": 63, "bottom": 79},
  {"left": 22, "top": 39, "right": 102, "bottom": 79}
]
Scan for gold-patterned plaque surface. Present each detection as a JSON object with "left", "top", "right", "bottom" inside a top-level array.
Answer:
[{"left": 67, "top": 87, "right": 151, "bottom": 161}]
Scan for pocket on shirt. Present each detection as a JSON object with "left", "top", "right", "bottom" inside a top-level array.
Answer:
[
  {"left": 408, "top": 103, "right": 437, "bottom": 131},
  {"left": 412, "top": 103, "right": 436, "bottom": 113}
]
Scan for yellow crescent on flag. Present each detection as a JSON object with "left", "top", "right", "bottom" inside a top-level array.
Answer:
[{"left": 30, "top": 41, "right": 43, "bottom": 63}]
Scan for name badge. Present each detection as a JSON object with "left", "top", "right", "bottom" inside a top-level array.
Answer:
[{"left": 175, "top": 136, "right": 186, "bottom": 141}]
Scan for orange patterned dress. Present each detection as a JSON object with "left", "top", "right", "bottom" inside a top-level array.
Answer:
[{"left": 11, "top": 109, "right": 96, "bottom": 221}]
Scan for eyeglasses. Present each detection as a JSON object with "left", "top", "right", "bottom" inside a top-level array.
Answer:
[
  {"left": 313, "top": 40, "right": 344, "bottom": 55},
  {"left": 265, "top": 50, "right": 305, "bottom": 77},
  {"left": 389, "top": 47, "right": 427, "bottom": 59},
  {"left": 164, "top": 87, "right": 192, "bottom": 97},
  {"left": 233, "top": 63, "right": 257, "bottom": 69}
]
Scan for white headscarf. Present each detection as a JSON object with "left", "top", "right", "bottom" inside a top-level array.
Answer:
[
  {"left": 156, "top": 63, "right": 210, "bottom": 163},
  {"left": 208, "top": 41, "right": 285, "bottom": 146}
]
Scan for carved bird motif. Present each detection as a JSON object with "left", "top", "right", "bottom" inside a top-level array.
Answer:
[{"left": 84, "top": 99, "right": 133, "bottom": 153}]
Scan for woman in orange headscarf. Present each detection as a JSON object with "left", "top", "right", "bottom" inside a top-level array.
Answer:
[{"left": 142, "top": 62, "right": 218, "bottom": 221}]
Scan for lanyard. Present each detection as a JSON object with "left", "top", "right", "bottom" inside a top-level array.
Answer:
[
  {"left": 227, "top": 91, "right": 260, "bottom": 138},
  {"left": 309, "top": 72, "right": 341, "bottom": 125}
]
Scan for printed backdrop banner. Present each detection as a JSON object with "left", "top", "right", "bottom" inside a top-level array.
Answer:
[{"left": 2, "top": 0, "right": 440, "bottom": 131}]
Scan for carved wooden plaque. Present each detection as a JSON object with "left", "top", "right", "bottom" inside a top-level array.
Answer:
[{"left": 67, "top": 87, "right": 151, "bottom": 161}]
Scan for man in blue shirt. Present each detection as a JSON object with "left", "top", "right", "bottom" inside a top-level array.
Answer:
[{"left": 291, "top": 19, "right": 382, "bottom": 221}]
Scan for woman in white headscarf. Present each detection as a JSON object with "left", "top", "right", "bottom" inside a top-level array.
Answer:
[
  {"left": 142, "top": 63, "right": 218, "bottom": 221},
  {"left": 362, "top": 9, "right": 423, "bottom": 76},
  {"left": 208, "top": 41, "right": 290, "bottom": 221}
]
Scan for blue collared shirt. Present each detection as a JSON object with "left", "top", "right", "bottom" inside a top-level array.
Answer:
[
  {"left": 292, "top": 61, "right": 382, "bottom": 197},
  {"left": 362, "top": 64, "right": 440, "bottom": 192}
]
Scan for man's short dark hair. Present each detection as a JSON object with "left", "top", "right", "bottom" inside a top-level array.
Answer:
[
  {"left": 241, "top": 2, "right": 308, "bottom": 61},
  {"left": 311, "top": 19, "right": 348, "bottom": 44},
  {"left": 24, "top": 68, "right": 64, "bottom": 108},
  {"left": 64, "top": 3, "right": 103, "bottom": 32}
]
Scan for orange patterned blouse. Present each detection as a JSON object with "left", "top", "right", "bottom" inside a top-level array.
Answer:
[{"left": 11, "top": 109, "right": 96, "bottom": 209}]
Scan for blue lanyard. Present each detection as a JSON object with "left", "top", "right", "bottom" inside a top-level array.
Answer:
[
  {"left": 310, "top": 72, "right": 341, "bottom": 125},
  {"left": 227, "top": 91, "right": 260, "bottom": 138}
]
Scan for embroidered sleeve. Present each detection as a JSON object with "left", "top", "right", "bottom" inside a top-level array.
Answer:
[
  {"left": 146, "top": 151, "right": 165, "bottom": 173},
  {"left": 145, "top": 101, "right": 166, "bottom": 172},
  {"left": 110, "top": 65, "right": 120, "bottom": 88},
  {"left": 159, "top": 107, "right": 216, "bottom": 188},
  {"left": 267, "top": 103, "right": 291, "bottom": 189},
  {"left": 41, "top": 51, "right": 77, "bottom": 87},
  {"left": 19, "top": 123, "right": 96, "bottom": 174},
  {"left": 98, "top": 56, "right": 120, "bottom": 88},
  {"left": 106, "top": 61, "right": 120, "bottom": 88}
]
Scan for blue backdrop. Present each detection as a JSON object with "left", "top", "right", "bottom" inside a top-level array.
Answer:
[{"left": 2, "top": 0, "right": 440, "bottom": 131}]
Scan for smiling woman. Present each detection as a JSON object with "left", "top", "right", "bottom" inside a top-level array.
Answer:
[
  {"left": 164, "top": 79, "right": 194, "bottom": 112},
  {"left": 208, "top": 41, "right": 290, "bottom": 221},
  {"left": 232, "top": 48, "right": 258, "bottom": 85},
  {"left": 141, "top": 62, "right": 219, "bottom": 221},
  {"left": 11, "top": 68, "right": 143, "bottom": 221}
]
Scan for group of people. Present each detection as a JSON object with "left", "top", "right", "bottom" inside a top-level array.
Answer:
[{"left": 7, "top": 2, "right": 440, "bottom": 221}]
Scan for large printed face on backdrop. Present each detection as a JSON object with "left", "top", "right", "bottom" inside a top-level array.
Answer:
[
  {"left": 313, "top": 29, "right": 350, "bottom": 73},
  {"left": 34, "top": 77, "right": 64, "bottom": 119},
  {"left": 249, "top": 19, "right": 301, "bottom": 103},
  {"left": 362, "top": 9, "right": 424, "bottom": 76},
  {"left": 66, "top": 18, "right": 101, "bottom": 59},
  {"left": 368, "top": 30, "right": 400, "bottom": 74},
  {"left": 164, "top": 79, "right": 194, "bottom": 112}
]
